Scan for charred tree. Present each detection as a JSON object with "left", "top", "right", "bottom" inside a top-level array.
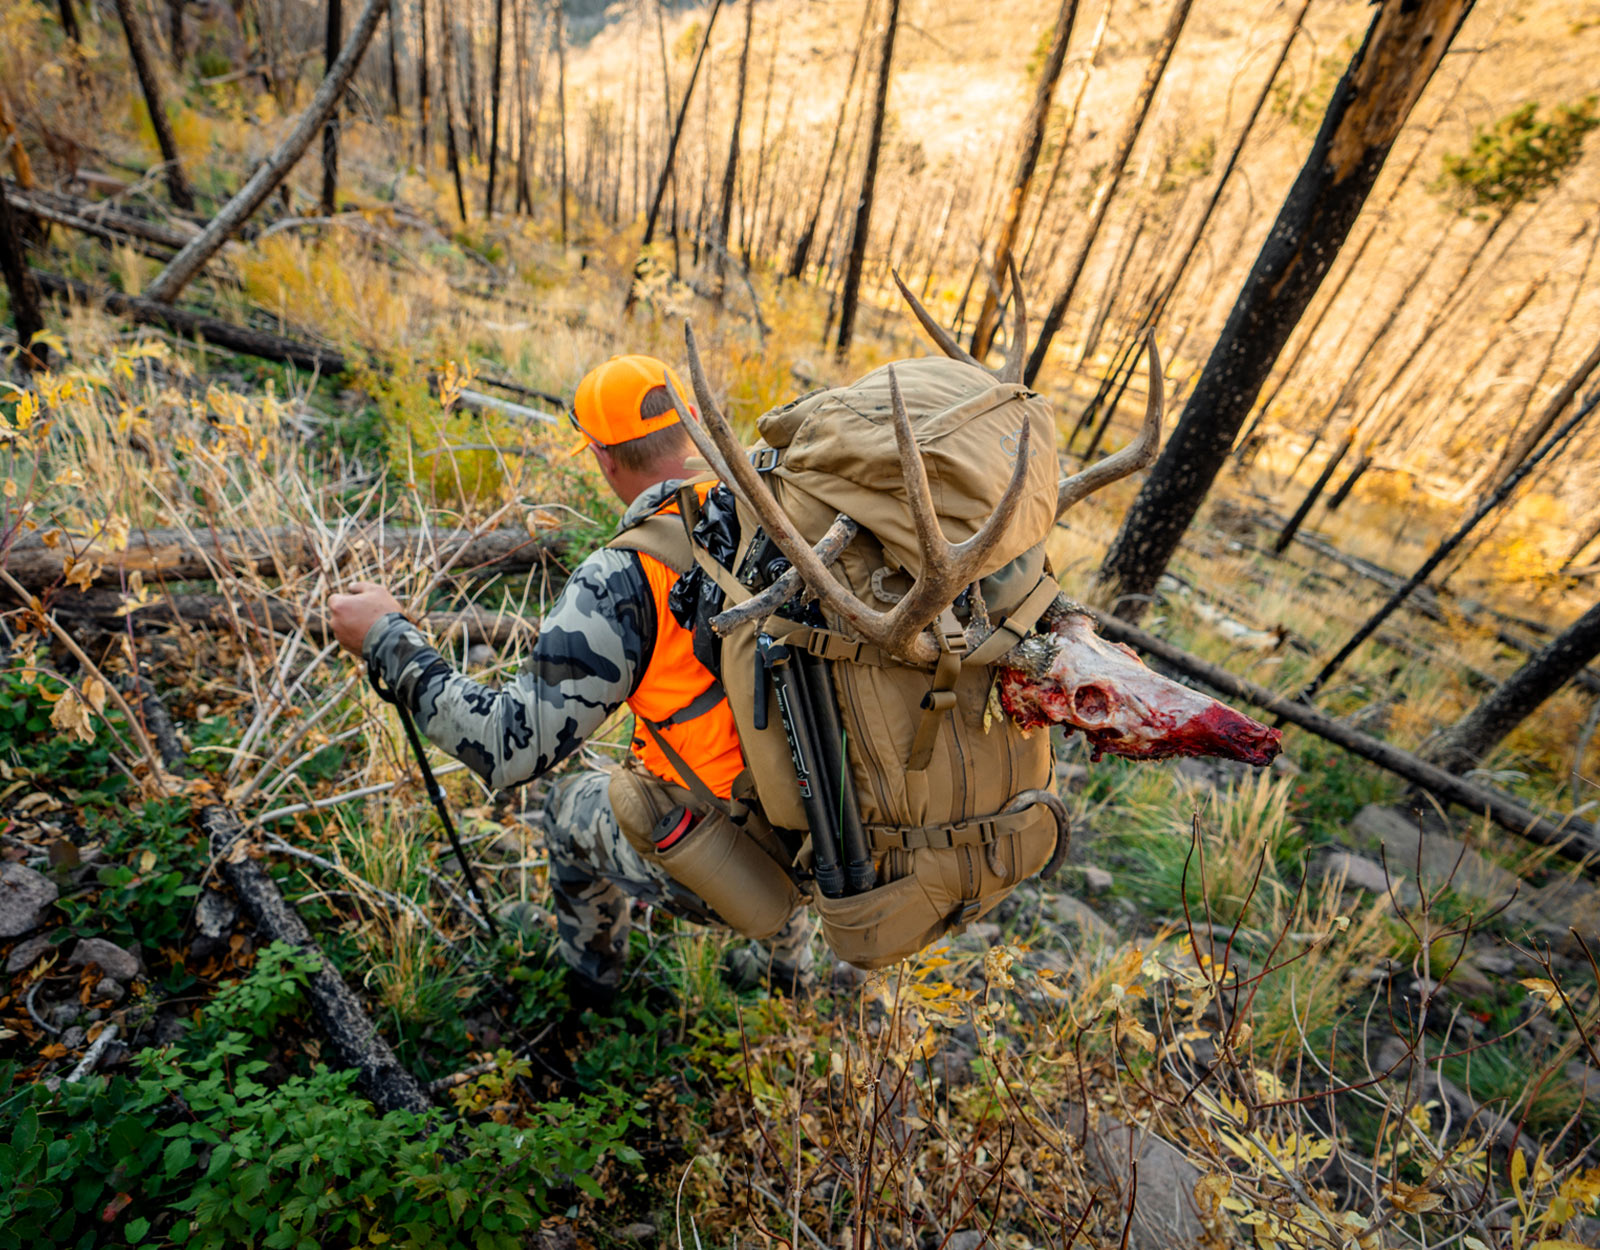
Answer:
[
  {"left": 1302, "top": 377, "right": 1598, "bottom": 701},
  {"left": 629, "top": 0, "right": 724, "bottom": 302},
  {"left": 833, "top": 0, "right": 900, "bottom": 360},
  {"left": 142, "top": 0, "right": 390, "bottom": 302},
  {"left": 1097, "top": 0, "right": 1475, "bottom": 618},
  {"left": 1428, "top": 600, "right": 1600, "bottom": 775},
  {"left": 1024, "top": 0, "right": 1194, "bottom": 385},
  {"left": 386, "top": 0, "right": 402, "bottom": 115},
  {"left": 485, "top": 0, "right": 504, "bottom": 215},
  {"left": 57, "top": 0, "right": 82, "bottom": 42},
  {"left": 418, "top": 0, "right": 431, "bottom": 164},
  {"left": 0, "top": 178, "right": 48, "bottom": 370},
  {"left": 554, "top": 0, "right": 569, "bottom": 243},
  {"left": 715, "top": 0, "right": 755, "bottom": 280},
  {"left": 1274, "top": 425, "right": 1357, "bottom": 553},
  {"left": 321, "top": 0, "right": 342, "bottom": 214},
  {"left": 969, "top": 0, "right": 1080, "bottom": 361},
  {"left": 113, "top": 0, "right": 196, "bottom": 212},
  {"left": 787, "top": 1, "right": 870, "bottom": 280},
  {"left": 441, "top": 3, "right": 469, "bottom": 221}
]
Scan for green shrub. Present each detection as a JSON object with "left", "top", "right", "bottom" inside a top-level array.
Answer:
[{"left": 0, "top": 944, "right": 642, "bottom": 1250}]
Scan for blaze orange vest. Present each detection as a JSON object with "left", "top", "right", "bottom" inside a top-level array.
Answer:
[{"left": 609, "top": 484, "right": 745, "bottom": 800}]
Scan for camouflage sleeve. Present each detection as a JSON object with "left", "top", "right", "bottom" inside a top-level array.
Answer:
[{"left": 362, "top": 548, "right": 655, "bottom": 790}]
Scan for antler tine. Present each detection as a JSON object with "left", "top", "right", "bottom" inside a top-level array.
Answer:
[
  {"left": 892, "top": 269, "right": 984, "bottom": 370},
  {"left": 886, "top": 365, "right": 949, "bottom": 572},
  {"left": 661, "top": 363, "right": 744, "bottom": 499},
  {"left": 998, "top": 257, "right": 1028, "bottom": 385},
  {"left": 1055, "top": 330, "right": 1164, "bottom": 517},
  {"left": 678, "top": 325, "right": 928, "bottom": 657}
]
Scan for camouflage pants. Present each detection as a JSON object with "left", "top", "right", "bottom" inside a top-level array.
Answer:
[{"left": 541, "top": 769, "right": 816, "bottom": 989}]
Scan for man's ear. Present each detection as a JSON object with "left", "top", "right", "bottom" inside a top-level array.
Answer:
[{"left": 591, "top": 443, "right": 615, "bottom": 476}]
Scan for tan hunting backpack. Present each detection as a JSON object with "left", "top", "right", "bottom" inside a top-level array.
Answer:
[{"left": 612, "top": 356, "right": 1068, "bottom": 969}]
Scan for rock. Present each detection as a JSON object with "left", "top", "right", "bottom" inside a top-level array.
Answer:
[
  {"left": 1270, "top": 753, "right": 1302, "bottom": 777},
  {"left": 60, "top": 1025, "right": 87, "bottom": 1050},
  {"left": 1056, "top": 762, "right": 1090, "bottom": 791},
  {"left": 194, "top": 889, "right": 237, "bottom": 939},
  {"left": 48, "top": 1001, "right": 79, "bottom": 1029},
  {"left": 1475, "top": 951, "right": 1516, "bottom": 976},
  {"left": 1050, "top": 894, "right": 1115, "bottom": 944},
  {"left": 1175, "top": 757, "right": 1222, "bottom": 790},
  {"left": 68, "top": 938, "right": 141, "bottom": 982},
  {"left": 1315, "top": 850, "right": 1418, "bottom": 906},
  {"left": 1351, "top": 805, "right": 1521, "bottom": 905},
  {"left": 93, "top": 977, "right": 126, "bottom": 1003},
  {"left": 1529, "top": 878, "right": 1600, "bottom": 952},
  {"left": 962, "top": 922, "right": 1001, "bottom": 945},
  {"left": 1072, "top": 1108, "right": 1209, "bottom": 1248},
  {"left": 467, "top": 643, "right": 497, "bottom": 667},
  {"left": 1565, "top": 1062, "right": 1600, "bottom": 1098},
  {"left": 0, "top": 862, "right": 59, "bottom": 937},
  {"left": 5, "top": 934, "right": 54, "bottom": 974},
  {"left": 1080, "top": 866, "right": 1114, "bottom": 895},
  {"left": 943, "top": 1234, "right": 994, "bottom": 1250},
  {"left": 618, "top": 1224, "right": 656, "bottom": 1243},
  {"left": 1442, "top": 958, "right": 1494, "bottom": 1004}
]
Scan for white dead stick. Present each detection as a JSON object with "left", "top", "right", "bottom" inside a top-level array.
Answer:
[{"left": 65, "top": 1024, "right": 120, "bottom": 1083}]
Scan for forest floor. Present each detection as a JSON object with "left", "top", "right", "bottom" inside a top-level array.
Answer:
[{"left": 3, "top": 5, "right": 1600, "bottom": 1248}]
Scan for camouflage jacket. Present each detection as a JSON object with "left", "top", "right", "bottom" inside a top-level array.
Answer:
[{"left": 363, "top": 483, "right": 681, "bottom": 790}]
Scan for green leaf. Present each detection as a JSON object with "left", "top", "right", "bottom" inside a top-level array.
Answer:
[{"left": 125, "top": 1216, "right": 150, "bottom": 1243}]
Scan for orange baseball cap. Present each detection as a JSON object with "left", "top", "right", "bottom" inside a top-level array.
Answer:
[{"left": 570, "top": 355, "right": 692, "bottom": 448}]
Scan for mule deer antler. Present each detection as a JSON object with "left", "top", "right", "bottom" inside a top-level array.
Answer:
[
  {"left": 665, "top": 324, "right": 1032, "bottom": 666},
  {"left": 891, "top": 271, "right": 1166, "bottom": 516}
]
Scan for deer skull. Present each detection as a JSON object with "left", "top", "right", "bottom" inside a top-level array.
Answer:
[{"left": 998, "top": 611, "right": 1282, "bottom": 766}]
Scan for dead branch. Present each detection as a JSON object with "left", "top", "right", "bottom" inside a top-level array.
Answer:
[
  {"left": 1090, "top": 609, "right": 1600, "bottom": 868},
  {"left": 138, "top": 683, "right": 432, "bottom": 1115},
  {"left": 2, "top": 523, "right": 563, "bottom": 594}
]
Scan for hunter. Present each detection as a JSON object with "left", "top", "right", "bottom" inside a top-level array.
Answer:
[{"left": 328, "top": 355, "right": 816, "bottom": 1007}]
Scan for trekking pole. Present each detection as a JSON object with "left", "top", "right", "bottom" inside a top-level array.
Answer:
[
  {"left": 368, "top": 665, "right": 500, "bottom": 939},
  {"left": 796, "top": 652, "right": 874, "bottom": 894},
  {"left": 757, "top": 634, "right": 847, "bottom": 899}
]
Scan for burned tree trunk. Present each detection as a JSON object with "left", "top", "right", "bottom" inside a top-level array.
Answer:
[
  {"left": 787, "top": 1, "right": 870, "bottom": 280},
  {"left": 142, "top": 0, "right": 390, "bottom": 302},
  {"left": 441, "top": 3, "right": 469, "bottom": 221},
  {"left": 833, "top": 0, "right": 900, "bottom": 361},
  {"left": 0, "top": 177, "right": 48, "bottom": 370},
  {"left": 485, "top": 0, "right": 504, "bottom": 215},
  {"left": 715, "top": 0, "right": 755, "bottom": 282},
  {"left": 1023, "top": 0, "right": 1194, "bottom": 385},
  {"left": 417, "top": 0, "right": 431, "bottom": 165},
  {"left": 113, "top": 0, "right": 197, "bottom": 211},
  {"left": 969, "top": 0, "right": 1079, "bottom": 361},
  {"left": 1429, "top": 600, "right": 1600, "bottom": 775},
  {"left": 57, "top": 0, "right": 82, "bottom": 42},
  {"left": 1098, "top": 0, "right": 1476, "bottom": 618},
  {"left": 554, "top": 0, "right": 568, "bottom": 244},
  {"left": 386, "top": 0, "right": 402, "bottom": 115},
  {"left": 1302, "top": 377, "right": 1598, "bottom": 700},
  {"left": 321, "top": 0, "right": 342, "bottom": 214},
  {"left": 1274, "top": 425, "right": 1357, "bottom": 553},
  {"left": 631, "top": 0, "right": 723, "bottom": 296}
]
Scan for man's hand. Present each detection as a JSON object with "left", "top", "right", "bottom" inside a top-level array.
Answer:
[{"left": 329, "top": 581, "right": 404, "bottom": 656}]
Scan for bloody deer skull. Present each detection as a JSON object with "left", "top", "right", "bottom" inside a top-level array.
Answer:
[{"left": 998, "top": 611, "right": 1282, "bottom": 766}]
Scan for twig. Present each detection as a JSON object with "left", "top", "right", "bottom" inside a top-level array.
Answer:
[
  {"left": 261, "top": 834, "right": 475, "bottom": 962},
  {"left": 65, "top": 1024, "right": 120, "bottom": 1082},
  {"left": 0, "top": 569, "right": 168, "bottom": 788}
]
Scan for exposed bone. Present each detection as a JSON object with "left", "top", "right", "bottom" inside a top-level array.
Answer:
[
  {"left": 710, "top": 515, "right": 859, "bottom": 635},
  {"left": 668, "top": 325, "right": 1032, "bottom": 666},
  {"left": 998, "top": 610, "right": 1281, "bottom": 766}
]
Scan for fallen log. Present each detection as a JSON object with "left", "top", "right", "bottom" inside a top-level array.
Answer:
[
  {"left": 35, "top": 271, "right": 348, "bottom": 372},
  {"left": 2, "top": 523, "right": 565, "bottom": 593},
  {"left": 4, "top": 182, "right": 199, "bottom": 252},
  {"left": 1089, "top": 609, "right": 1600, "bottom": 870},
  {"left": 54, "top": 588, "right": 539, "bottom": 649},
  {"left": 34, "top": 273, "right": 563, "bottom": 424},
  {"left": 139, "top": 684, "right": 432, "bottom": 1115}
]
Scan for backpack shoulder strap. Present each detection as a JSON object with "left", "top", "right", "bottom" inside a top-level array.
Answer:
[{"left": 607, "top": 494, "right": 695, "bottom": 575}]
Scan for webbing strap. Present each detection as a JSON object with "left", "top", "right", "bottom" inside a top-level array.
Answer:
[
  {"left": 652, "top": 681, "right": 726, "bottom": 728},
  {"left": 637, "top": 716, "right": 735, "bottom": 818},
  {"left": 904, "top": 609, "right": 967, "bottom": 774},
  {"left": 867, "top": 805, "right": 1038, "bottom": 852},
  {"left": 770, "top": 624, "right": 894, "bottom": 668},
  {"left": 963, "top": 574, "right": 1060, "bottom": 667}
]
